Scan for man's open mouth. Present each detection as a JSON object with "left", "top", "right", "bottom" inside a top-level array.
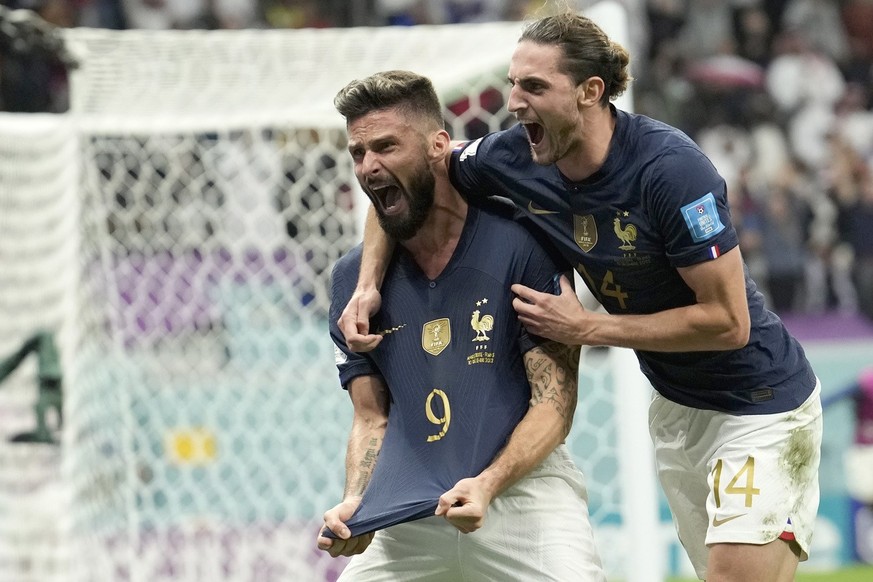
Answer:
[
  {"left": 522, "top": 122, "right": 545, "bottom": 146},
  {"left": 371, "top": 184, "right": 406, "bottom": 216}
]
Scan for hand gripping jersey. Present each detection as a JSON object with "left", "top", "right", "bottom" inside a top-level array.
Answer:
[
  {"left": 448, "top": 107, "right": 816, "bottom": 414},
  {"left": 327, "top": 201, "right": 563, "bottom": 538}
]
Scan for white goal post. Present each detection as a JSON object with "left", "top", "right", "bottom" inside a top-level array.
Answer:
[{"left": 0, "top": 2, "right": 665, "bottom": 581}]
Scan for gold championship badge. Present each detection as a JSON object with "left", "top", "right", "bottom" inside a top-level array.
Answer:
[
  {"left": 422, "top": 318, "right": 450, "bottom": 356},
  {"left": 574, "top": 214, "right": 597, "bottom": 252}
]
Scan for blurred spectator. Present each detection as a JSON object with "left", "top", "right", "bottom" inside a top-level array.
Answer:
[
  {"left": 734, "top": 3, "right": 773, "bottom": 66},
  {"left": 645, "top": 0, "right": 684, "bottom": 62},
  {"left": 781, "top": 0, "right": 850, "bottom": 65},
  {"left": 263, "top": 0, "right": 332, "bottom": 28},
  {"left": 0, "top": 0, "right": 74, "bottom": 112},
  {"left": 675, "top": 0, "right": 735, "bottom": 59},
  {"left": 842, "top": 368, "right": 873, "bottom": 563},
  {"left": 843, "top": 0, "right": 873, "bottom": 61},
  {"left": 376, "top": 0, "right": 435, "bottom": 25},
  {"left": 442, "top": 0, "right": 506, "bottom": 23},
  {"left": 730, "top": 166, "right": 767, "bottom": 285},
  {"left": 212, "top": 0, "right": 261, "bottom": 29},
  {"left": 767, "top": 30, "right": 846, "bottom": 168},
  {"left": 120, "top": 0, "right": 264, "bottom": 29},
  {"left": 846, "top": 165, "right": 873, "bottom": 321},
  {"left": 503, "top": 0, "right": 534, "bottom": 21},
  {"left": 834, "top": 83, "right": 873, "bottom": 162},
  {"left": 842, "top": 0, "right": 873, "bottom": 101},
  {"left": 803, "top": 132, "right": 860, "bottom": 313},
  {"left": 759, "top": 177, "right": 811, "bottom": 313},
  {"left": 697, "top": 123, "right": 753, "bottom": 195},
  {"left": 745, "top": 94, "right": 793, "bottom": 186},
  {"left": 77, "top": 0, "right": 126, "bottom": 28},
  {"left": 120, "top": 0, "right": 206, "bottom": 29},
  {"left": 767, "top": 29, "right": 846, "bottom": 115}
]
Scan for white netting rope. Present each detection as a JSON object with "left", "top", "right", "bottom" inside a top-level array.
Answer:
[
  {"left": 65, "top": 24, "right": 521, "bottom": 133},
  {"left": 0, "top": 114, "right": 80, "bottom": 582}
]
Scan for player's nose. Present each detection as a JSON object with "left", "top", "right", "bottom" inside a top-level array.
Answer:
[
  {"left": 360, "top": 151, "right": 382, "bottom": 176},
  {"left": 507, "top": 85, "right": 526, "bottom": 114}
]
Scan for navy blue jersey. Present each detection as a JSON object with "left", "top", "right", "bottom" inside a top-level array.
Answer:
[
  {"left": 327, "top": 201, "right": 563, "bottom": 537},
  {"left": 449, "top": 107, "right": 815, "bottom": 414}
]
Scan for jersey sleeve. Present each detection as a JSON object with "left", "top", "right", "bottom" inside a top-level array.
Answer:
[
  {"left": 645, "top": 146, "right": 740, "bottom": 268},
  {"left": 449, "top": 127, "right": 530, "bottom": 204},
  {"left": 448, "top": 137, "right": 491, "bottom": 204},
  {"left": 328, "top": 250, "right": 382, "bottom": 388}
]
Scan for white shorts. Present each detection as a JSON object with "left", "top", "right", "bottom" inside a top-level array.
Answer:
[
  {"left": 650, "top": 380, "right": 823, "bottom": 580},
  {"left": 337, "top": 445, "right": 605, "bottom": 582}
]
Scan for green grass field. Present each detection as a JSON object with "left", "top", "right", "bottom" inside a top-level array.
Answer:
[{"left": 667, "top": 564, "right": 873, "bottom": 582}]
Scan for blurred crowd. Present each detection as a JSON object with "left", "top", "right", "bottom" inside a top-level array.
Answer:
[{"left": 2, "top": 0, "right": 872, "bottom": 321}]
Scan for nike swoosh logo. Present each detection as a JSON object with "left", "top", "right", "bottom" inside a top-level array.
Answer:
[
  {"left": 711, "top": 513, "right": 747, "bottom": 527},
  {"left": 527, "top": 201, "right": 559, "bottom": 215}
]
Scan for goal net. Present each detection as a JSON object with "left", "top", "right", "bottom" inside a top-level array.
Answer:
[{"left": 0, "top": 3, "right": 663, "bottom": 581}]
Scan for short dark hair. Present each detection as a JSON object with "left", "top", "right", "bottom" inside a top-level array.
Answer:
[
  {"left": 334, "top": 70, "right": 445, "bottom": 129},
  {"left": 520, "top": 12, "right": 632, "bottom": 104}
]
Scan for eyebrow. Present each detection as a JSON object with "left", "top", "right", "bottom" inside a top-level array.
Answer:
[{"left": 508, "top": 74, "right": 548, "bottom": 86}]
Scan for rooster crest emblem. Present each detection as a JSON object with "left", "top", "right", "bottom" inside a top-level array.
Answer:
[
  {"left": 613, "top": 216, "right": 637, "bottom": 251},
  {"left": 471, "top": 309, "right": 494, "bottom": 342}
]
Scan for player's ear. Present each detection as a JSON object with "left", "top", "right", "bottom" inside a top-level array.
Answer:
[
  {"left": 577, "top": 76, "right": 605, "bottom": 108},
  {"left": 430, "top": 129, "right": 451, "bottom": 162}
]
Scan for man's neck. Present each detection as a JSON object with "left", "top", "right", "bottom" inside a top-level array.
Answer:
[
  {"left": 402, "top": 186, "right": 468, "bottom": 280},
  {"left": 556, "top": 104, "right": 616, "bottom": 182}
]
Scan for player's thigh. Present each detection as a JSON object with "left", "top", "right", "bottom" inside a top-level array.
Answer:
[
  {"left": 463, "top": 447, "right": 606, "bottom": 582},
  {"left": 707, "top": 538, "right": 800, "bottom": 582},
  {"left": 649, "top": 393, "right": 714, "bottom": 577},
  {"left": 337, "top": 518, "right": 458, "bottom": 582}
]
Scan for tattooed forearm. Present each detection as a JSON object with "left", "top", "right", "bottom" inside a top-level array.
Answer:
[
  {"left": 525, "top": 342, "right": 581, "bottom": 437},
  {"left": 343, "top": 377, "right": 389, "bottom": 500},
  {"left": 349, "top": 443, "right": 379, "bottom": 496},
  {"left": 346, "top": 435, "right": 382, "bottom": 498}
]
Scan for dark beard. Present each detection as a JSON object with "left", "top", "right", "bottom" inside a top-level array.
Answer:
[{"left": 377, "top": 168, "right": 435, "bottom": 241}]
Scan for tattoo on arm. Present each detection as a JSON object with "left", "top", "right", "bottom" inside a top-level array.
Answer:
[
  {"left": 344, "top": 378, "right": 389, "bottom": 498},
  {"left": 347, "top": 436, "right": 382, "bottom": 498},
  {"left": 526, "top": 343, "right": 581, "bottom": 436}
]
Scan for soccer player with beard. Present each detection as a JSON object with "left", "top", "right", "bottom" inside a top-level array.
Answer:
[
  {"left": 316, "top": 70, "right": 605, "bottom": 581},
  {"left": 338, "top": 13, "right": 823, "bottom": 582}
]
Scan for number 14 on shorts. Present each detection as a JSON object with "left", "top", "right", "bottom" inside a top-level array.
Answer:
[{"left": 711, "top": 456, "right": 761, "bottom": 526}]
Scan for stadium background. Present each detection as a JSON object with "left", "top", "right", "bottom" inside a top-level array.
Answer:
[{"left": 1, "top": 0, "right": 872, "bottom": 581}]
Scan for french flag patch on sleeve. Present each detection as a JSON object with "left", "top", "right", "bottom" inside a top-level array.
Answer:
[{"left": 708, "top": 244, "right": 721, "bottom": 259}]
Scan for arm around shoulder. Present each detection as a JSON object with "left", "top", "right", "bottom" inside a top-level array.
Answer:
[{"left": 337, "top": 207, "right": 394, "bottom": 352}]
